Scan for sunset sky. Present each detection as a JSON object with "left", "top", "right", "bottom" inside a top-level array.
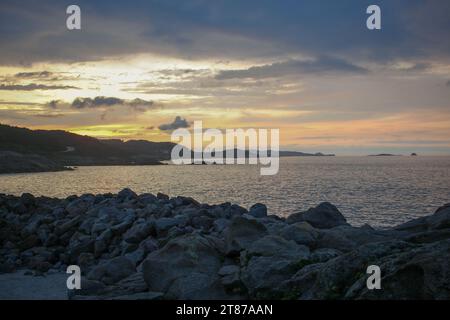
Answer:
[{"left": 1, "top": 0, "right": 449, "bottom": 155}]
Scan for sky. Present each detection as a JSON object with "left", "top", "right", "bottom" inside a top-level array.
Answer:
[{"left": 0, "top": 0, "right": 449, "bottom": 155}]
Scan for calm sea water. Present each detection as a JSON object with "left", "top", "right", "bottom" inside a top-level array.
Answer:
[{"left": 1, "top": 156, "right": 449, "bottom": 228}]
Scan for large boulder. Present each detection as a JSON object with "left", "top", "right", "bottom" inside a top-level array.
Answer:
[
  {"left": 87, "top": 256, "right": 135, "bottom": 285},
  {"left": 279, "top": 222, "right": 318, "bottom": 247},
  {"left": 286, "top": 202, "right": 349, "bottom": 229},
  {"left": 240, "top": 235, "right": 310, "bottom": 298},
  {"left": 142, "top": 233, "right": 227, "bottom": 299},
  {"left": 224, "top": 216, "right": 268, "bottom": 255},
  {"left": 277, "top": 240, "right": 413, "bottom": 299},
  {"left": 395, "top": 203, "right": 450, "bottom": 233},
  {"left": 123, "top": 220, "right": 154, "bottom": 243},
  {"left": 249, "top": 203, "right": 267, "bottom": 218}
]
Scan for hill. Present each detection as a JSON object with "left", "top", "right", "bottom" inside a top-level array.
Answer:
[{"left": 0, "top": 124, "right": 175, "bottom": 169}]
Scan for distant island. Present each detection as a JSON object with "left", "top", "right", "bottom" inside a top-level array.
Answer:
[
  {"left": 0, "top": 124, "right": 333, "bottom": 174},
  {"left": 368, "top": 153, "right": 402, "bottom": 157}
]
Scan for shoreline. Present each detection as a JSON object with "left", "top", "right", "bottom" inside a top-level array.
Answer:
[{"left": 1, "top": 190, "right": 449, "bottom": 299}]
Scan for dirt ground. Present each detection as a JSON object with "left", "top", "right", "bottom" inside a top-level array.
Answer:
[{"left": 0, "top": 270, "right": 68, "bottom": 300}]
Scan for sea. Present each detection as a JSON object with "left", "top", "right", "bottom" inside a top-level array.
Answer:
[{"left": 1, "top": 156, "right": 449, "bottom": 228}]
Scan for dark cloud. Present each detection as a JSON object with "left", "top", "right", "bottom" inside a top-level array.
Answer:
[
  {"left": 46, "top": 100, "right": 62, "bottom": 109},
  {"left": 70, "top": 97, "right": 154, "bottom": 111},
  {"left": 215, "top": 57, "right": 367, "bottom": 80},
  {"left": 0, "top": 1, "right": 449, "bottom": 66},
  {"left": 72, "top": 97, "right": 124, "bottom": 109},
  {"left": 446, "top": 80, "right": 450, "bottom": 87},
  {"left": 127, "top": 98, "right": 156, "bottom": 112},
  {"left": 0, "top": 83, "right": 79, "bottom": 91},
  {"left": 158, "top": 116, "right": 190, "bottom": 131},
  {"left": 48, "top": 96, "right": 155, "bottom": 112},
  {"left": 14, "top": 71, "right": 53, "bottom": 78},
  {"left": 401, "top": 63, "right": 431, "bottom": 72}
]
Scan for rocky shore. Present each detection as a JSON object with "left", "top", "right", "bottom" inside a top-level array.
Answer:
[
  {"left": 0, "top": 151, "right": 71, "bottom": 174},
  {"left": 0, "top": 190, "right": 449, "bottom": 300}
]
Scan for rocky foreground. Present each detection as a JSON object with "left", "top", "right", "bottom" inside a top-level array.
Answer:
[{"left": 0, "top": 190, "right": 449, "bottom": 300}]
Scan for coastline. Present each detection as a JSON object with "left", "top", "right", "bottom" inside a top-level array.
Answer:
[{"left": 0, "top": 190, "right": 449, "bottom": 299}]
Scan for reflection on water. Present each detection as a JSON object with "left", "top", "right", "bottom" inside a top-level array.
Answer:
[{"left": 1, "top": 156, "right": 449, "bottom": 228}]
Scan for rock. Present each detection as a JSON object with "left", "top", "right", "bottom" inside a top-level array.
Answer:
[
  {"left": 156, "top": 192, "right": 169, "bottom": 201},
  {"left": 123, "top": 220, "right": 153, "bottom": 243},
  {"left": 118, "top": 188, "right": 137, "bottom": 201},
  {"left": 137, "top": 193, "right": 158, "bottom": 205},
  {"left": 190, "top": 215, "right": 215, "bottom": 231},
  {"left": 213, "top": 218, "right": 230, "bottom": 233},
  {"left": 94, "top": 229, "right": 113, "bottom": 257},
  {"left": 240, "top": 235, "right": 311, "bottom": 298},
  {"left": 65, "top": 198, "right": 93, "bottom": 216},
  {"left": 114, "top": 272, "right": 149, "bottom": 294},
  {"left": 87, "top": 256, "right": 135, "bottom": 285},
  {"left": 244, "top": 235, "right": 310, "bottom": 259},
  {"left": 311, "top": 248, "right": 342, "bottom": 263},
  {"left": 2, "top": 190, "right": 450, "bottom": 300},
  {"left": 345, "top": 239, "right": 450, "bottom": 300},
  {"left": 110, "top": 217, "right": 135, "bottom": 236},
  {"left": 77, "top": 252, "right": 95, "bottom": 269},
  {"left": 19, "top": 234, "right": 40, "bottom": 250},
  {"left": 54, "top": 216, "right": 82, "bottom": 236},
  {"left": 249, "top": 203, "right": 267, "bottom": 218},
  {"left": 288, "top": 240, "right": 414, "bottom": 299},
  {"left": 142, "top": 233, "right": 227, "bottom": 299},
  {"left": 224, "top": 216, "right": 268, "bottom": 255},
  {"left": 286, "top": 202, "right": 349, "bottom": 229},
  {"left": 68, "top": 278, "right": 107, "bottom": 299},
  {"left": 315, "top": 225, "right": 392, "bottom": 252},
  {"left": 67, "top": 236, "right": 95, "bottom": 263},
  {"left": 279, "top": 222, "right": 318, "bottom": 247},
  {"left": 154, "top": 218, "right": 179, "bottom": 236},
  {"left": 20, "top": 193, "right": 35, "bottom": 207},
  {"left": 217, "top": 265, "right": 244, "bottom": 293}
]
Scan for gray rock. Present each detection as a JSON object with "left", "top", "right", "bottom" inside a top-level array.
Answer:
[
  {"left": 240, "top": 235, "right": 311, "bottom": 298},
  {"left": 311, "top": 248, "right": 342, "bottom": 263},
  {"left": 286, "top": 202, "right": 349, "bottom": 229},
  {"left": 224, "top": 216, "right": 268, "bottom": 255},
  {"left": 279, "top": 222, "right": 318, "bottom": 247},
  {"left": 249, "top": 203, "right": 267, "bottom": 218},
  {"left": 154, "top": 217, "right": 179, "bottom": 236},
  {"left": 87, "top": 256, "right": 135, "bottom": 285},
  {"left": 54, "top": 216, "right": 82, "bottom": 236},
  {"left": 123, "top": 220, "right": 153, "bottom": 243},
  {"left": 94, "top": 229, "right": 113, "bottom": 257},
  {"left": 142, "top": 233, "right": 226, "bottom": 299},
  {"left": 315, "top": 225, "right": 392, "bottom": 252},
  {"left": 118, "top": 188, "right": 137, "bottom": 200},
  {"left": 68, "top": 278, "right": 107, "bottom": 299}
]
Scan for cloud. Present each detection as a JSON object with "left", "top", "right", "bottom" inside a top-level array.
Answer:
[
  {"left": 0, "top": 1, "right": 449, "bottom": 66},
  {"left": 33, "top": 113, "right": 65, "bottom": 118},
  {"left": 70, "top": 96, "right": 154, "bottom": 111},
  {"left": 401, "top": 63, "right": 431, "bottom": 72},
  {"left": 14, "top": 71, "right": 53, "bottom": 78},
  {"left": 46, "top": 100, "right": 62, "bottom": 109},
  {"left": 446, "top": 80, "right": 450, "bottom": 87},
  {"left": 45, "top": 97, "right": 156, "bottom": 116},
  {"left": 215, "top": 57, "right": 367, "bottom": 80},
  {"left": 0, "top": 83, "right": 79, "bottom": 90},
  {"left": 158, "top": 116, "right": 190, "bottom": 131},
  {"left": 72, "top": 97, "right": 124, "bottom": 109}
]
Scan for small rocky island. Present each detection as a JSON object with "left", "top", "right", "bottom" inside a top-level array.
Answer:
[{"left": 0, "top": 190, "right": 449, "bottom": 299}]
